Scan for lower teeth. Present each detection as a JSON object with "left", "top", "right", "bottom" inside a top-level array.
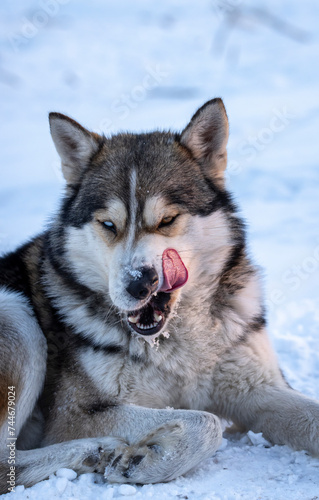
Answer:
[
  {"left": 136, "top": 322, "right": 159, "bottom": 330},
  {"left": 128, "top": 313, "right": 163, "bottom": 330}
]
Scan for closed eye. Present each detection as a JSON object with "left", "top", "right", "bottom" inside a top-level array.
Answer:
[{"left": 158, "top": 214, "right": 179, "bottom": 229}]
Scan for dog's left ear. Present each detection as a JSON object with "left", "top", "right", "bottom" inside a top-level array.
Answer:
[
  {"left": 49, "top": 112, "right": 101, "bottom": 184},
  {"left": 180, "top": 98, "right": 229, "bottom": 188}
]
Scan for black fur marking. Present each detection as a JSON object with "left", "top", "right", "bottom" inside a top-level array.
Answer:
[
  {"left": 128, "top": 455, "right": 145, "bottom": 467},
  {"left": 46, "top": 249, "right": 98, "bottom": 300},
  {"left": 111, "top": 454, "right": 123, "bottom": 468},
  {"left": 0, "top": 241, "right": 34, "bottom": 298},
  {"left": 223, "top": 243, "right": 245, "bottom": 280},
  {"left": 219, "top": 213, "right": 247, "bottom": 281},
  {"left": 58, "top": 180, "right": 106, "bottom": 228},
  {"left": 202, "top": 175, "right": 239, "bottom": 215},
  {"left": 236, "top": 313, "right": 267, "bottom": 344},
  {"left": 122, "top": 455, "right": 145, "bottom": 477},
  {"left": 45, "top": 224, "right": 68, "bottom": 270},
  {"left": 59, "top": 188, "right": 79, "bottom": 225},
  {"left": 248, "top": 314, "right": 267, "bottom": 332},
  {"left": 85, "top": 402, "right": 112, "bottom": 415},
  {"left": 107, "top": 451, "right": 115, "bottom": 463},
  {"left": 74, "top": 332, "right": 124, "bottom": 355},
  {"left": 65, "top": 194, "right": 106, "bottom": 227}
]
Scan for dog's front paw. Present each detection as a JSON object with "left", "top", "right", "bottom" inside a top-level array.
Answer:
[
  {"left": 105, "top": 442, "right": 162, "bottom": 483},
  {"left": 78, "top": 437, "right": 128, "bottom": 474},
  {"left": 105, "top": 421, "right": 186, "bottom": 484}
]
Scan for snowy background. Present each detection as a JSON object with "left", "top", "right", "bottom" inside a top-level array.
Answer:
[{"left": 1, "top": 0, "right": 319, "bottom": 498}]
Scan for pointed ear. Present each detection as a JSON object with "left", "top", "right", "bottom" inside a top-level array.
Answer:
[
  {"left": 180, "top": 98, "right": 229, "bottom": 188},
  {"left": 49, "top": 112, "right": 101, "bottom": 184}
]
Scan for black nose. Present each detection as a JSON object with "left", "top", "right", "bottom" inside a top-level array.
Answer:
[{"left": 126, "top": 267, "right": 159, "bottom": 300}]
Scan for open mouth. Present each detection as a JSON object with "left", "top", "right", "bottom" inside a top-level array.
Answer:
[
  {"left": 126, "top": 248, "right": 188, "bottom": 337},
  {"left": 127, "top": 292, "right": 172, "bottom": 336}
]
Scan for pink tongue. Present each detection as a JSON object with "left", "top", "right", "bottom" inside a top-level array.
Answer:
[{"left": 160, "top": 248, "right": 188, "bottom": 292}]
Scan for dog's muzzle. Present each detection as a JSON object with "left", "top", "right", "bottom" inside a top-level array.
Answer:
[{"left": 126, "top": 249, "right": 188, "bottom": 336}]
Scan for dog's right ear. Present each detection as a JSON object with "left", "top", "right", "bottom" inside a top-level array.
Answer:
[{"left": 49, "top": 113, "right": 101, "bottom": 184}]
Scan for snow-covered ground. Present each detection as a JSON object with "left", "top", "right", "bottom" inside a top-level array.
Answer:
[{"left": 1, "top": 0, "right": 319, "bottom": 498}]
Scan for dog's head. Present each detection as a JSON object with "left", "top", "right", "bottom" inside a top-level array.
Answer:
[{"left": 49, "top": 99, "right": 233, "bottom": 338}]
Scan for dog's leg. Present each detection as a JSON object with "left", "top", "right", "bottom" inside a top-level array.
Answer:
[
  {"left": 214, "top": 330, "right": 319, "bottom": 456},
  {"left": 244, "top": 387, "right": 319, "bottom": 456},
  {"left": 0, "top": 436, "right": 126, "bottom": 492},
  {"left": 0, "top": 288, "right": 47, "bottom": 493},
  {"left": 8, "top": 405, "right": 221, "bottom": 489}
]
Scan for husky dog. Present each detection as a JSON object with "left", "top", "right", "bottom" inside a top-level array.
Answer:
[{"left": 0, "top": 98, "right": 318, "bottom": 493}]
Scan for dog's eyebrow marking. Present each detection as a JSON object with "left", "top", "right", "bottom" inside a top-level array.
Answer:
[
  {"left": 143, "top": 196, "right": 166, "bottom": 227},
  {"left": 107, "top": 199, "right": 127, "bottom": 224},
  {"left": 143, "top": 196, "right": 179, "bottom": 228},
  {"left": 95, "top": 199, "right": 127, "bottom": 233}
]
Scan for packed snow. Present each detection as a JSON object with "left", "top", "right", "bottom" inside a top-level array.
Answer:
[{"left": 0, "top": 0, "right": 319, "bottom": 498}]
